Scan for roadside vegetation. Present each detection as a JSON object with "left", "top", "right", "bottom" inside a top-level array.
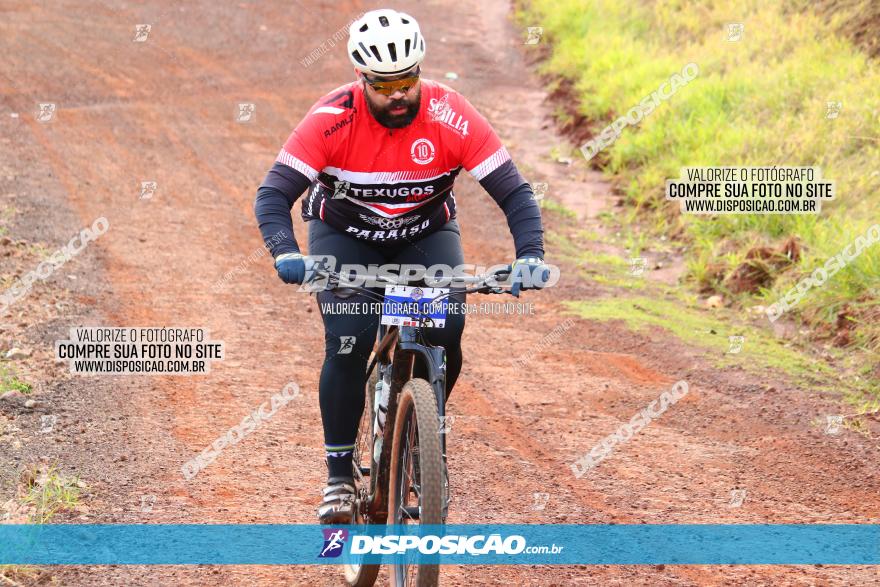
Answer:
[
  {"left": 20, "top": 465, "right": 82, "bottom": 523},
  {"left": 0, "top": 465, "right": 81, "bottom": 584},
  {"left": 517, "top": 0, "right": 880, "bottom": 371},
  {"left": 0, "top": 362, "right": 30, "bottom": 394},
  {"left": 544, "top": 221, "right": 875, "bottom": 399}
]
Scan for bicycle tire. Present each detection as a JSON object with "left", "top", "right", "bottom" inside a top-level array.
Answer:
[{"left": 387, "top": 378, "right": 443, "bottom": 587}]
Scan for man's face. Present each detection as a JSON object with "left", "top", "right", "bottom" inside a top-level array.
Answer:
[{"left": 360, "top": 68, "right": 421, "bottom": 129}]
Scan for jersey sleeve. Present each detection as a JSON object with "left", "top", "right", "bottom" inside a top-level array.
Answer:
[
  {"left": 254, "top": 104, "right": 329, "bottom": 258},
  {"left": 457, "top": 96, "right": 512, "bottom": 180},
  {"left": 275, "top": 106, "right": 331, "bottom": 181}
]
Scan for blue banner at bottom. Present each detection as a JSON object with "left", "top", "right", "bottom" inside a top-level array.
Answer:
[{"left": 0, "top": 524, "right": 878, "bottom": 565}]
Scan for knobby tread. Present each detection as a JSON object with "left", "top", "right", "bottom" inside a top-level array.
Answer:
[{"left": 389, "top": 378, "right": 443, "bottom": 586}]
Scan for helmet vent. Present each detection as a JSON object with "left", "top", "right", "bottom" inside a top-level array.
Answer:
[{"left": 347, "top": 10, "right": 424, "bottom": 75}]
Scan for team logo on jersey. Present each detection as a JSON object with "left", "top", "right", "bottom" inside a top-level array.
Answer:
[
  {"left": 347, "top": 185, "right": 435, "bottom": 199},
  {"left": 410, "top": 138, "right": 436, "bottom": 165},
  {"left": 428, "top": 94, "right": 470, "bottom": 137},
  {"left": 429, "top": 93, "right": 451, "bottom": 121},
  {"left": 345, "top": 218, "right": 431, "bottom": 241},
  {"left": 323, "top": 110, "right": 356, "bottom": 137},
  {"left": 359, "top": 213, "right": 420, "bottom": 229}
]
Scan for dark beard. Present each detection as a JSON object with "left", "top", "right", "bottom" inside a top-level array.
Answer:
[{"left": 366, "top": 87, "right": 421, "bottom": 129}]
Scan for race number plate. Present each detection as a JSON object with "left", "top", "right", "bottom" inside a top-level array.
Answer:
[{"left": 381, "top": 286, "right": 449, "bottom": 328}]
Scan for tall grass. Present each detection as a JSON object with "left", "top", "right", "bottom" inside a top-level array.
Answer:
[{"left": 518, "top": 0, "right": 880, "bottom": 350}]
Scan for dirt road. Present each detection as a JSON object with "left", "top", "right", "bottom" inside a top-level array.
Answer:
[{"left": 1, "top": 1, "right": 878, "bottom": 585}]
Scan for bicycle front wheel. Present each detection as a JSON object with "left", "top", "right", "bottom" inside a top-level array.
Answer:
[{"left": 387, "top": 378, "right": 443, "bottom": 587}]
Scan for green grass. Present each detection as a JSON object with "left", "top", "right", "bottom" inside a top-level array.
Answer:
[
  {"left": 0, "top": 466, "right": 83, "bottom": 580},
  {"left": 21, "top": 465, "right": 82, "bottom": 523},
  {"left": 516, "top": 0, "right": 880, "bottom": 352},
  {"left": 539, "top": 197, "right": 578, "bottom": 219},
  {"left": 0, "top": 362, "right": 31, "bottom": 394},
  {"left": 0, "top": 205, "right": 16, "bottom": 238},
  {"left": 551, "top": 225, "right": 874, "bottom": 398},
  {"left": 563, "top": 295, "right": 836, "bottom": 384},
  {"left": 28, "top": 242, "right": 52, "bottom": 257},
  {"left": 548, "top": 228, "right": 654, "bottom": 289}
]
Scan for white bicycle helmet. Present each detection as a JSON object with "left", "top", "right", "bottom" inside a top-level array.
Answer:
[{"left": 347, "top": 9, "right": 425, "bottom": 77}]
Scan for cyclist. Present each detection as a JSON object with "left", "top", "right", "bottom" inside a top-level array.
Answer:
[{"left": 254, "top": 9, "right": 549, "bottom": 524}]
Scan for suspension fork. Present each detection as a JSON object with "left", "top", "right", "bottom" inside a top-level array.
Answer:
[{"left": 396, "top": 327, "right": 448, "bottom": 455}]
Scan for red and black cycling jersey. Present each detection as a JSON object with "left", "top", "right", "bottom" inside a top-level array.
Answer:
[{"left": 255, "top": 78, "right": 544, "bottom": 258}]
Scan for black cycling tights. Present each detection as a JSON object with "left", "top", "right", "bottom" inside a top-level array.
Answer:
[{"left": 307, "top": 220, "right": 466, "bottom": 479}]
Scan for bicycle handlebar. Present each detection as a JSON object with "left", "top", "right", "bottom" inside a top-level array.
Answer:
[{"left": 309, "top": 262, "right": 514, "bottom": 297}]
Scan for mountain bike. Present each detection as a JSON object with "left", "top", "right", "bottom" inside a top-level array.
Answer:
[{"left": 311, "top": 264, "right": 513, "bottom": 587}]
